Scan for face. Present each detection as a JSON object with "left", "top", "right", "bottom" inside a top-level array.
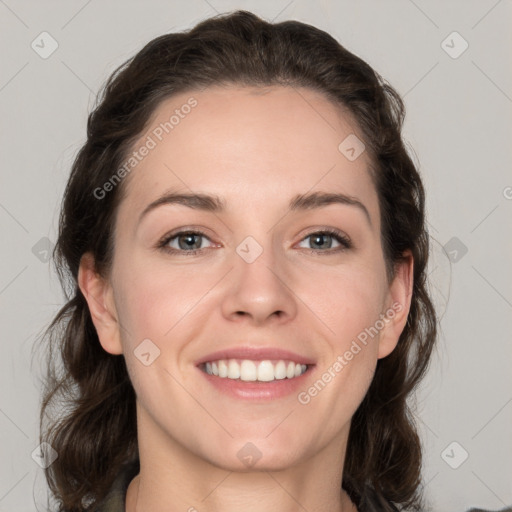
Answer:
[{"left": 80, "top": 85, "right": 412, "bottom": 472}]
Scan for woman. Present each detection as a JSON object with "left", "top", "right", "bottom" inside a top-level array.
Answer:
[{"left": 39, "top": 10, "right": 438, "bottom": 512}]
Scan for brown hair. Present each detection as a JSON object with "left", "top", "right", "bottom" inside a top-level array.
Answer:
[{"left": 38, "top": 10, "right": 437, "bottom": 511}]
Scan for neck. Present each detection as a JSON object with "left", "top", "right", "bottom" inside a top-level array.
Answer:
[{"left": 125, "top": 409, "right": 358, "bottom": 512}]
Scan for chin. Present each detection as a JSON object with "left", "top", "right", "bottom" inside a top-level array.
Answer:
[
  {"left": 188, "top": 431, "right": 312, "bottom": 472},
  {"left": 206, "top": 446, "right": 304, "bottom": 473}
]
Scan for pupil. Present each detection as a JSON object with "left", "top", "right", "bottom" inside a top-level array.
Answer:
[
  {"left": 312, "top": 234, "right": 331, "bottom": 249},
  {"left": 180, "top": 234, "right": 200, "bottom": 250}
]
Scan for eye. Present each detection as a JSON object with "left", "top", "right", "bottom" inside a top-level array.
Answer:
[
  {"left": 297, "top": 229, "right": 352, "bottom": 253},
  {"left": 156, "top": 228, "right": 352, "bottom": 256},
  {"left": 157, "top": 230, "right": 215, "bottom": 255}
]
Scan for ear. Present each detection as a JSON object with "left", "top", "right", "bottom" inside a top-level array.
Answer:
[
  {"left": 377, "top": 250, "right": 414, "bottom": 359},
  {"left": 77, "top": 252, "right": 123, "bottom": 355}
]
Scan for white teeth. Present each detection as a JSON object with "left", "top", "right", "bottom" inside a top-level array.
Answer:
[
  {"left": 203, "top": 359, "right": 309, "bottom": 381},
  {"left": 257, "top": 360, "right": 275, "bottom": 381},
  {"left": 274, "top": 360, "right": 287, "bottom": 380},
  {"left": 227, "top": 360, "right": 240, "bottom": 379},
  {"left": 286, "top": 361, "right": 295, "bottom": 379},
  {"left": 218, "top": 359, "right": 228, "bottom": 377},
  {"left": 240, "top": 360, "right": 257, "bottom": 381}
]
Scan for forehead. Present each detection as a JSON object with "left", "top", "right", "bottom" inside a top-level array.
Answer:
[{"left": 118, "top": 85, "right": 379, "bottom": 224}]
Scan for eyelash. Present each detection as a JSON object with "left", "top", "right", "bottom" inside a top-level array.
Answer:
[{"left": 156, "top": 228, "right": 352, "bottom": 256}]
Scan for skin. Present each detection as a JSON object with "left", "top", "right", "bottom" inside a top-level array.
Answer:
[{"left": 79, "top": 85, "right": 413, "bottom": 512}]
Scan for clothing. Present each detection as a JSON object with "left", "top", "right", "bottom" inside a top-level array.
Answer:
[
  {"left": 91, "top": 460, "right": 511, "bottom": 512},
  {"left": 91, "top": 459, "right": 140, "bottom": 512}
]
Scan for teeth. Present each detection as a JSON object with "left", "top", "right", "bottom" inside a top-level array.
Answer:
[
  {"left": 218, "top": 360, "right": 228, "bottom": 377},
  {"left": 257, "top": 360, "right": 275, "bottom": 382},
  {"left": 240, "top": 360, "right": 257, "bottom": 381},
  {"left": 227, "top": 360, "right": 240, "bottom": 379},
  {"left": 274, "top": 361, "right": 287, "bottom": 380},
  {"left": 286, "top": 361, "right": 295, "bottom": 379},
  {"left": 203, "top": 359, "right": 308, "bottom": 381}
]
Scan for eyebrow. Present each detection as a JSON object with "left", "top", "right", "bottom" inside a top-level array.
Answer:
[{"left": 138, "top": 190, "right": 372, "bottom": 227}]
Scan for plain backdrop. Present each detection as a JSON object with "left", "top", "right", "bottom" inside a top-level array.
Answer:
[{"left": 0, "top": 1, "right": 511, "bottom": 511}]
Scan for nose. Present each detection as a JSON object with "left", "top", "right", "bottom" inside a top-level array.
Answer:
[{"left": 220, "top": 240, "right": 298, "bottom": 326}]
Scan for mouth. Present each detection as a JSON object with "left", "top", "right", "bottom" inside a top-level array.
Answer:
[
  {"left": 200, "top": 359, "right": 310, "bottom": 382},
  {"left": 195, "top": 347, "right": 316, "bottom": 400}
]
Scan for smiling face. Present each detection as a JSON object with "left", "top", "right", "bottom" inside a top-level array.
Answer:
[{"left": 79, "top": 85, "right": 412, "bottom": 473}]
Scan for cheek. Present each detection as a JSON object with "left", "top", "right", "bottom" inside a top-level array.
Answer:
[
  {"left": 112, "top": 264, "right": 208, "bottom": 408},
  {"left": 301, "top": 261, "right": 388, "bottom": 344},
  {"left": 297, "top": 262, "right": 385, "bottom": 397},
  {"left": 113, "top": 261, "right": 209, "bottom": 344},
  {"left": 295, "top": 267, "right": 383, "bottom": 435}
]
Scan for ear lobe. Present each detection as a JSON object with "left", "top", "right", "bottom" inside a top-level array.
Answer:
[
  {"left": 77, "top": 252, "right": 123, "bottom": 355},
  {"left": 377, "top": 251, "right": 414, "bottom": 359}
]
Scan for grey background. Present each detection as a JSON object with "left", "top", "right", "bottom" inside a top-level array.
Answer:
[{"left": 1, "top": 1, "right": 511, "bottom": 511}]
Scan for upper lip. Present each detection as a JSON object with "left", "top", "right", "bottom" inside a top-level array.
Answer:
[{"left": 195, "top": 347, "right": 316, "bottom": 366}]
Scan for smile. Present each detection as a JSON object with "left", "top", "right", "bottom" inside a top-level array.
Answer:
[{"left": 202, "top": 359, "right": 309, "bottom": 382}]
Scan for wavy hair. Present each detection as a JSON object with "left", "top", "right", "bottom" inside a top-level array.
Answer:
[{"left": 38, "top": 10, "right": 437, "bottom": 511}]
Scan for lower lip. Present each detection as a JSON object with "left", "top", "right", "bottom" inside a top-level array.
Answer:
[{"left": 197, "top": 365, "right": 315, "bottom": 400}]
